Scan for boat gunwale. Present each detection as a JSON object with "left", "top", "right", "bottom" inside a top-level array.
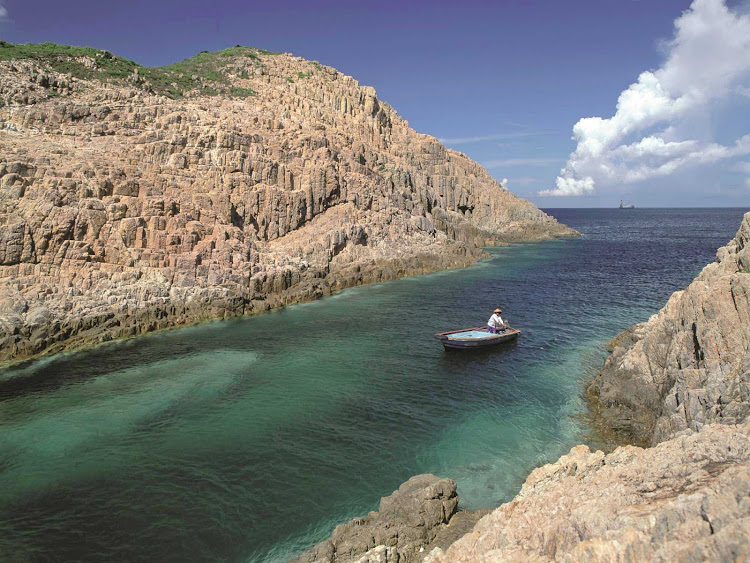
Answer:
[{"left": 433, "top": 327, "right": 521, "bottom": 341}]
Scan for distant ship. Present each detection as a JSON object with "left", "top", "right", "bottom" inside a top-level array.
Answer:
[{"left": 619, "top": 200, "right": 635, "bottom": 209}]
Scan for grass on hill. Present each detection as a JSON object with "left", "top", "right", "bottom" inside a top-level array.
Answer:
[{"left": 0, "top": 41, "right": 278, "bottom": 99}]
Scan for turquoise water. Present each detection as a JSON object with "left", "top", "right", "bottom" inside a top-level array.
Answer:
[{"left": 0, "top": 208, "right": 746, "bottom": 561}]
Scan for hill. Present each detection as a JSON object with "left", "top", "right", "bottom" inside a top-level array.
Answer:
[{"left": 0, "top": 43, "right": 576, "bottom": 362}]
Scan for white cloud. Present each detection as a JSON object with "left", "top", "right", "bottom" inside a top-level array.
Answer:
[
  {"left": 501, "top": 178, "right": 509, "bottom": 187},
  {"left": 540, "top": 176, "right": 595, "bottom": 196},
  {"left": 746, "top": 178, "right": 750, "bottom": 190},
  {"left": 0, "top": 3, "right": 7, "bottom": 21},
  {"left": 546, "top": 0, "right": 750, "bottom": 196}
]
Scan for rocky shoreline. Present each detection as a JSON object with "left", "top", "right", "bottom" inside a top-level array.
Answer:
[
  {"left": 586, "top": 212, "right": 750, "bottom": 447},
  {"left": 0, "top": 44, "right": 576, "bottom": 364},
  {"left": 294, "top": 475, "right": 489, "bottom": 563},
  {"left": 0, "top": 244, "right": 483, "bottom": 365},
  {"left": 300, "top": 212, "right": 750, "bottom": 562}
]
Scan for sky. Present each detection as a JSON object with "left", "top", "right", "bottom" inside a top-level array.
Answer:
[{"left": 1, "top": 0, "right": 749, "bottom": 208}]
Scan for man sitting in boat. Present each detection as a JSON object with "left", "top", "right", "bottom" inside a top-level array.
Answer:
[{"left": 487, "top": 308, "right": 506, "bottom": 333}]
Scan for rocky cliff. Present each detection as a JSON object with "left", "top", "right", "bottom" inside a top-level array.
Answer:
[
  {"left": 0, "top": 43, "right": 576, "bottom": 363},
  {"left": 587, "top": 212, "right": 750, "bottom": 446},
  {"left": 304, "top": 213, "right": 750, "bottom": 562}
]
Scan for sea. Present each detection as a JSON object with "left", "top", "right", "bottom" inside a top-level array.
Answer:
[{"left": 0, "top": 208, "right": 746, "bottom": 561}]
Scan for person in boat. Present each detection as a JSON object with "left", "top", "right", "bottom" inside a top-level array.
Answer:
[{"left": 487, "top": 308, "right": 506, "bottom": 333}]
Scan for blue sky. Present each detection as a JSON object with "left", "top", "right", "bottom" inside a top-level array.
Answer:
[{"left": 1, "top": 0, "right": 749, "bottom": 207}]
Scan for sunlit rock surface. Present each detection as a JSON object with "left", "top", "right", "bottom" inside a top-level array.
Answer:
[
  {"left": 588, "top": 212, "right": 750, "bottom": 446},
  {"left": 424, "top": 422, "right": 750, "bottom": 562},
  {"left": 295, "top": 474, "right": 486, "bottom": 563},
  {"left": 0, "top": 47, "right": 575, "bottom": 362}
]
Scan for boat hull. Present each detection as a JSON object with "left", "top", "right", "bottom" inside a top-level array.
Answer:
[{"left": 434, "top": 327, "right": 520, "bottom": 350}]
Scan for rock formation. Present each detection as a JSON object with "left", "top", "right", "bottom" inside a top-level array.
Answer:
[
  {"left": 0, "top": 43, "right": 575, "bottom": 362},
  {"left": 587, "top": 212, "right": 750, "bottom": 446},
  {"left": 304, "top": 213, "right": 750, "bottom": 562},
  {"left": 424, "top": 422, "right": 750, "bottom": 562},
  {"left": 311, "top": 424, "right": 750, "bottom": 563},
  {"left": 295, "top": 474, "right": 487, "bottom": 563}
]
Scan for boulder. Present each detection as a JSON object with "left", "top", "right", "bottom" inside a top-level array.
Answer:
[{"left": 294, "top": 474, "right": 461, "bottom": 563}]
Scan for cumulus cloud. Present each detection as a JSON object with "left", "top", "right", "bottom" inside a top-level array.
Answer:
[
  {"left": 542, "top": 0, "right": 750, "bottom": 196},
  {"left": 546, "top": 175, "right": 595, "bottom": 196},
  {"left": 501, "top": 178, "right": 509, "bottom": 187}
]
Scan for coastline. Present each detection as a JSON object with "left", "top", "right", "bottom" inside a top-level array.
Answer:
[
  {"left": 297, "top": 211, "right": 750, "bottom": 562},
  {"left": 586, "top": 211, "right": 750, "bottom": 446},
  {"left": 0, "top": 248, "right": 476, "bottom": 366},
  {"left": 2, "top": 208, "right": 745, "bottom": 561},
  {"left": 0, "top": 233, "right": 579, "bottom": 367}
]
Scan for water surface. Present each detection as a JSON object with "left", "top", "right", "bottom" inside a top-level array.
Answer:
[{"left": 0, "top": 208, "right": 746, "bottom": 561}]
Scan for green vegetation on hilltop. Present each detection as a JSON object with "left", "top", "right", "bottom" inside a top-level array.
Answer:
[
  {"left": 0, "top": 41, "right": 138, "bottom": 79},
  {"left": 140, "top": 46, "right": 265, "bottom": 98},
  {"left": 0, "top": 41, "right": 277, "bottom": 99}
]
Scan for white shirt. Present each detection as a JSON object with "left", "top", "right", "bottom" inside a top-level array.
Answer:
[{"left": 488, "top": 313, "right": 504, "bottom": 329}]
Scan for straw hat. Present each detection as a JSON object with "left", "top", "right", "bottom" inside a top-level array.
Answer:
[{"left": 494, "top": 308, "right": 502, "bottom": 313}]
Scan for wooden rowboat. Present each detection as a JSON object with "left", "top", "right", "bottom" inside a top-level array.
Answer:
[{"left": 434, "top": 326, "right": 520, "bottom": 350}]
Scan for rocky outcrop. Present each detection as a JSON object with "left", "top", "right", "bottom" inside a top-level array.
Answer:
[
  {"left": 424, "top": 422, "right": 750, "bottom": 562},
  {"left": 587, "top": 212, "right": 750, "bottom": 446},
  {"left": 301, "top": 424, "right": 750, "bottom": 563},
  {"left": 294, "top": 474, "right": 487, "bottom": 563},
  {"left": 0, "top": 45, "right": 576, "bottom": 362}
]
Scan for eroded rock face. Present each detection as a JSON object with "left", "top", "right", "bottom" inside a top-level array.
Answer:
[
  {"left": 424, "top": 422, "right": 750, "bottom": 562},
  {"left": 294, "top": 474, "right": 470, "bottom": 563},
  {"left": 0, "top": 50, "right": 575, "bottom": 362},
  {"left": 587, "top": 212, "right": 750, "bottom": 446}
]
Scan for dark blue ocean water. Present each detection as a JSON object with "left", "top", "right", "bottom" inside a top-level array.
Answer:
[{"left": 0, "top": 208, "right": 746, "bottom": 561}]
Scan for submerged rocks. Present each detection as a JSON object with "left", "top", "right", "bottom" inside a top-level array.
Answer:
[{"left": 0, "top": 48, "right": 576, "bottom": 363}]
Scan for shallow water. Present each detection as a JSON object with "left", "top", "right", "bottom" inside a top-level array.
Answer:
[{"left": 0, "top": 208, "right": 746, "bottom": 561}]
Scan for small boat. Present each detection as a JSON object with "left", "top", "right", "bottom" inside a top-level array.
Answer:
[
  {"left": 619, "top": 200, "right": 635, "bottom": 209},
  {"left": 434, "top": 326, "right": 520, "bottom": 350}
]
